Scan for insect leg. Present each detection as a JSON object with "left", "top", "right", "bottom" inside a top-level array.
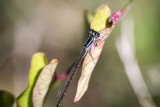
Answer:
[{"left": 88, "top": 49, "right": 95, "bottom": 64}]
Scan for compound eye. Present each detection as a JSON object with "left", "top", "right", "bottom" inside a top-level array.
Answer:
[
  {"left": 89, "top": 29, "right": 93, "bottom": 34},
  {"left": 95, "top": 32, "right": 100, "bottom": 37}
]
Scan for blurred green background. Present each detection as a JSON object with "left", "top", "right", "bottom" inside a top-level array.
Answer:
[{"left": 0, "top": 0, "right": 160, "bottom": 107}]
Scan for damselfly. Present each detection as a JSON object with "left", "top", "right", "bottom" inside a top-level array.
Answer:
[{"left": 56, "top": 29, "right": 100, "bottom": 107}]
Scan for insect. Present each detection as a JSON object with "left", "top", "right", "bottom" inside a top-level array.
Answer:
[{"left": 56, "top": 29, "right": 100, "bottom": 107}]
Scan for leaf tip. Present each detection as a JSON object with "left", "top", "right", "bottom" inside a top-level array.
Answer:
[
  {"left": 32, "top": 52, "right": 45, "bottom": 58},
  {"left": 73, "top": 100, "right": 77, "bottom": 104},
  {"left": 50, "top": 58, "right": 59, "bottom": 63}
]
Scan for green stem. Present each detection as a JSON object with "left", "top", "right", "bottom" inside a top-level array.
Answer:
[{"left": 121, "top": 0, "right": 133, "bottom": 12}]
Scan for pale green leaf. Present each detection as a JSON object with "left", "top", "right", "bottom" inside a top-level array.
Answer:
[{"left": 17, "top": 52, "right": 47, "bottom": 107}]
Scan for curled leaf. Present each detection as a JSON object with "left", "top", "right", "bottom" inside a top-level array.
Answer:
[
  {"left": 33, "top": 58, "right": 58, "bottom": 107},
  {"left": 74, "top": 5, "right": 121, "bottom": 103},
  {"left": 90, "top": 4, "right": 111, "bottom": 32},
  {"left": 17, "top": 52, "right": 47, "bottom": 107}
]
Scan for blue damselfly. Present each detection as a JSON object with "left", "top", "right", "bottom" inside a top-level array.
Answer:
[{"left": 56, "top": 29, "right": 100, "bottom": 107}]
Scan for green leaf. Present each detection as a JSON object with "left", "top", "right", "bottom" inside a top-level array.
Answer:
[
  {"left": 0, "top": 90, "right": 14, "bottom": 107},
  {"left": 32, "top": 58, "right": 58, "bottom": 107},
  {"left": 17, "top": 52, "right": 48, "bottom": 107}
]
